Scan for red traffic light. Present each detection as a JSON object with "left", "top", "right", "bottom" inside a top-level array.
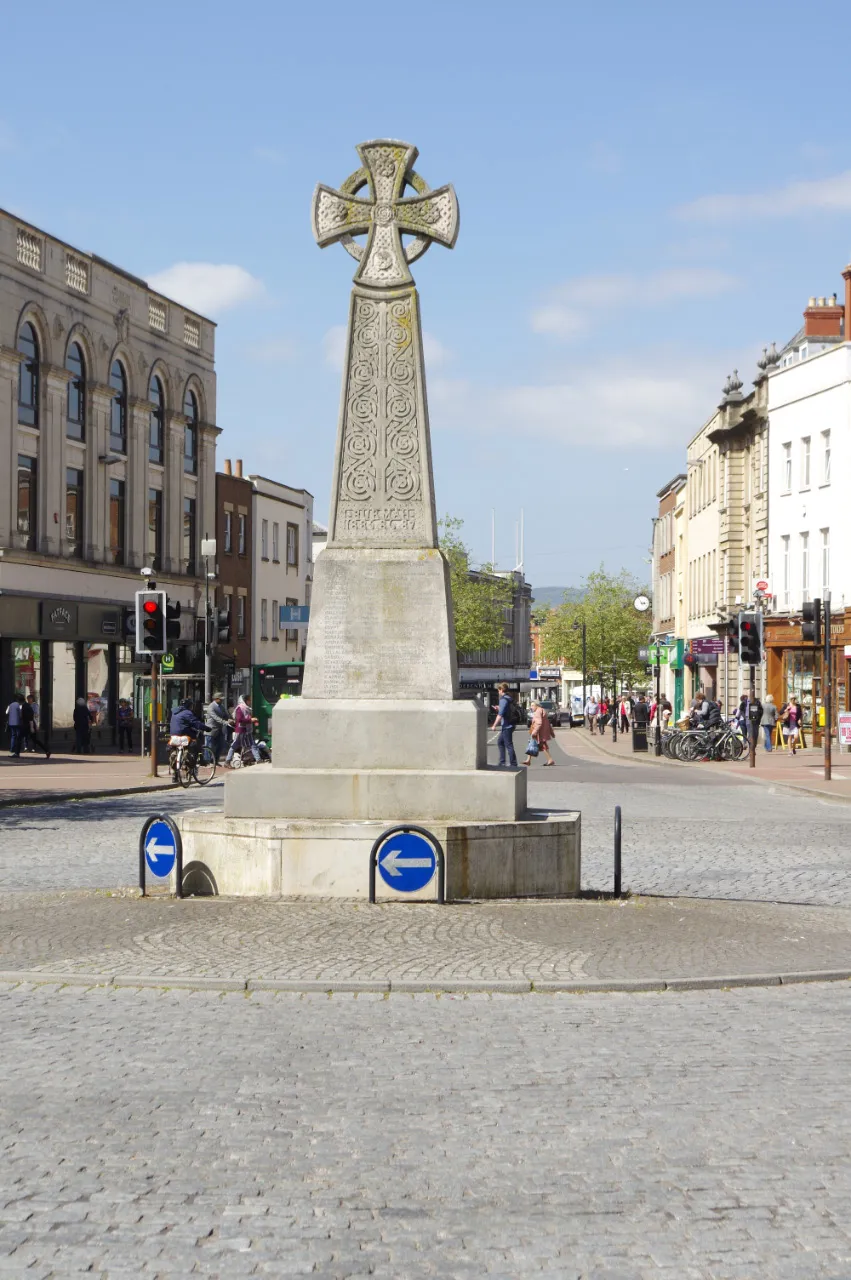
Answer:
[{"left": 143, "top": 600, "right": 158, "bottom": 614}]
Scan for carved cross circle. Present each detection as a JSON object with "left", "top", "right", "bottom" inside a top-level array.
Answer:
[{"left": 312, "top": 139, "right": 459, "bottom": 289}]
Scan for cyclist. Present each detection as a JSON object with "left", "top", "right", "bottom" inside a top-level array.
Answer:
[{"left": 169, "top": 698, "right": 204, "bottom": 771}]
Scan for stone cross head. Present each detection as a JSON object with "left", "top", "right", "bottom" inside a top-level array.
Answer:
[{"left": 312, "top": 139, "right": 459, "bottom": 289}]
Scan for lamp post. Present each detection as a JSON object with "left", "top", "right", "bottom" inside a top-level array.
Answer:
[
  {"left": 573, "top": 620, "right": 587, "bottom": 726},
  {"left": 200, "top": 537, "right": 217, "bottom": 706}
]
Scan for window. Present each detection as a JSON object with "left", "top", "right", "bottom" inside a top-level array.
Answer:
[
  {"left": 272, "top": 599, "right": 279, "bottom": 640},
  {"left": 238, "top": 513, "right": 246, "bottom": 555},
  {"left": 183, "top": 497, "right": 196, "bottom": 574},
  {"left": 260, "top": 598, "right": 268, "bottom": 640},
  {"left": 109, "top": 478, "right": 125, "bottom": 566},
  {"left": 237, "top": 595, "right": 246, "bottom": 638},
  {"left": 801, "top": 532, "right": 810, "bottom": 604},
  {"left": 286, "top": 522, "right": 298, "bottom": 568},
  {"left": 148, "top": 298, "right": 166, "bottom": 332},
  {"left": 261, "top": 519, "right": 269, "bottom": 560},
  {"left": 801, "top": 437, "right": 811, "bottom": 489},
  {"left": 223, "top": 592, "right": 233, "bottom": 639},
  {"left": 272, "top": 522, "right": 280, "bottom": 562},
  {"left": 65, "top": 254, "right": 88, "bottom": 293},
  {"left": 183, "top": 389, "right": 198, "bottom": 474},
  {"left": 184, "top": 316, "right": 200, "bottom": 348},
  {"left": 149, "top": 375, "right": 164, "bottom": 464},
  {"left": 109, "top": 360, "right": 127, "bottom": 453},
  {"left": 148, "top": 488, "right": 163, "bottom": 571},
  {"left": 65, "top": 468, "right": 84, "bottom": 556},
  {"left": 782, "top": 536, "right": 790, "bottom": 608},
  {"left": 783, "top": 443, "right": 792, "bottom": 492},
  {"left": 224, "top": 511, "right": 233, "bottom": 554},
  {"left": 16, "top": 456, "right": 36, "bottom": 549},
  {"left": 16, "top": 228, "right": 42, "bottom": 271},
  {"left": 822, "top": 431, "right": 831, "bottom": 485},
  {"left": 17, "top": 322, "right": 39, "bottom": 427},
  {"left": 285, "top": 596, "right": 298, "bottom": 644},
  {"left": 821, "top": 529, "right": 830, "bottom": 595},
  {"left": 66, "top": 342, "right": 85, "bottom": 440}
]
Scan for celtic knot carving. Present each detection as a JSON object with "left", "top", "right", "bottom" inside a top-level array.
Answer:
[
  {"left": 385, "top": 297, "right": 421, "bottom": 502},
  {"left": 341, "top": 298, "right": 379, "bottom": 501}
]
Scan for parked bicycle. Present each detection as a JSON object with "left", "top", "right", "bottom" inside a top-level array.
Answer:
[{"left": 168, "top": 734, "right": 217, "bottom": 788}]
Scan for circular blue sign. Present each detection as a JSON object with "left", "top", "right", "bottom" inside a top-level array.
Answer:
[
  {"left": 143, "top": 818, "right": 177, "bottom": 879},
  {"left": 376, "top": 830, "right": 437, "bottom": 893}
]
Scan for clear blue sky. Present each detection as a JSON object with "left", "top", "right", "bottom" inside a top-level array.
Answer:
[{"left": 5, "top": 0, "right": 851, "bottom": 589}]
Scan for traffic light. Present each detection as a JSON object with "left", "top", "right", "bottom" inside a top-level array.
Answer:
[
  {"left": 165, "top": 598, "right": 181, "bottom": 642},
  {"left": 216, "top": 604, "right": 232, "bottom": 646},
  {"left": 135, "top": 590, "right": 167, "bottom": 655},
  {"left": 724, "top": 616, "right": 739, "bottom": 654},
  {"left": 737, "top": 610, "right": 763, "bottom": 666},
  {"left": 802, "top": 598, "right": 822, "bottom": 647}
]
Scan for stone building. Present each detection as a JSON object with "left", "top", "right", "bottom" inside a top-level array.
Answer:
[
  {"left": 0, "top": 208, "right": 217, "bottom": 742},
  {"left": 650, "top": 473, "right": 686, "bottom": 713},
  {"left": 249, "top": 474, "right": 314, "bottom": 671},
  {"left": 457, "top": 570, "right": 533, "bottom": 713},
  {"left": 214, "top": 460, "right": 254, "bottom": 701}
]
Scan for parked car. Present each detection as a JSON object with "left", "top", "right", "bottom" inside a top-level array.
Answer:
[{"left": 527, "top": 699, "right": 561, "bottom": 728}]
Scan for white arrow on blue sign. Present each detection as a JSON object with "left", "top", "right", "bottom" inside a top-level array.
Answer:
[
  {"left": 144, "top": 818, "right": 177, "bottom": 878},
  {"left": 377, "top": 830, "right": 437, "bottom": 893}
]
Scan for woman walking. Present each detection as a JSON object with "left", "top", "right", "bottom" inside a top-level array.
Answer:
[
  {"left": 784, "top": 696, "right": 802, "bottom": 754},
  {"left": 522, "top": 700, "right": 555, "bottom": 766},
  {"left": 73, "top": 697, "right": 93, "bottom": 754},
  {"left": 761, "top": 694, "right": 777, "bottom": 751}
]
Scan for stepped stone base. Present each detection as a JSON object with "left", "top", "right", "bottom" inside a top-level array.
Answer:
[{"left": 174, "top": 811, "right": 581, "bottom": 900}]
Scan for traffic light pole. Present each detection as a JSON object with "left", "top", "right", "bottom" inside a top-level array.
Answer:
[
  {"left": 204, "top": 568, "right": 211, "bottom": 707},
  {"left": 748, "top": 665, "right": 756, "bottom": 770},
  {"left": 655, "top": 647, "right": 662, "bottom": 756},
  {"left": 824, "top": 592, "right": 832, "bottom": 782},
  {"left": 149, "top": 655, "right": 158, "bottom": 778}
]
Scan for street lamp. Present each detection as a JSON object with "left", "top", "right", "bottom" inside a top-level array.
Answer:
[
  {"left": 572, "top": 619, "right": 587, "bottom": 726},
  {"left": 200, "top": 537, "right": 217, "bottom": 704}
]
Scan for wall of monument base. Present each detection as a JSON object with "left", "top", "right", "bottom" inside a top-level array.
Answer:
[
  {"left": 174, "top": 812, "right": 581, "bottom": 900},
  {"left": 224, "top": 765, "right": 527, "bottom": 823}
]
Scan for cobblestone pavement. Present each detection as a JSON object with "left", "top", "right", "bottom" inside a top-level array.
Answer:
[
  {"left": 2, "top": 981, "right": 851, "bottom": 1278},
  {"left": 2, "top": 891, "right": 851, "bottom": 985}
]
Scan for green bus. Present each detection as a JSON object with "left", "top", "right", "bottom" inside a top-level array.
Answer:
[{"left": 252, "top": 661, "right": 304, "bottom": 744}]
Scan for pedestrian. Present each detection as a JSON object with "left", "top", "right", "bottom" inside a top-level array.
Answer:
[
  {"left": 619, "top": 694, "right": 631, "bottom": 733},
  {"left": 5, "top": 694, "right": 24, "bottom": 758},
  {"left": 596, "top": 698, "right": 608, "bottom": 734},
  {"left": 73, "top": 697, "right": 93, "bottom": 754},
  {"left": 522, "top": 700, "right": 556, "bottom": 767},
  {"left": 225, "top": 695, "right": 262, "bottom": 767},
  {"left": 761, "top": 694, "right": 777, "bottom": 751},
  {"left": 205, "top": 692, "right": 229, "bottom": 762},
  {"left": 585, "top": 694, "right": 598, "bottom": 732},
  {"left": 783, "top": 696, "right": 802, "bottom": 754},
  {"left": 117, "top": 698, "right": 133, "bottom": 753},
  {"left": 660, "top": 697, "right": 672, "bottom": 728},
  {"left": 491, "top": 681, "right": 519, "bottom": 768},
  {"left": 21, "top": 694, "right": 50, "bottom": 758}
]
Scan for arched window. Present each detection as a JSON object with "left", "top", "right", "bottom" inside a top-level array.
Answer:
[
  {"left": 149, "top": 374, "right": 164, "bottom": 464},
  {"left": 183, "top": 388, "right": 198, "bottom": 474},
  {"left": 17, "top": 321, "right": 39, "bottom": 427},
  {"left": 109, "top": 360, "right": 127, "bottom": 453},
  {"left": 66, "top": 342, "right": 86, "bottom": 440}
]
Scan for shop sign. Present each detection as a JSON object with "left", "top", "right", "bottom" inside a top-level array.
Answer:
[
  {"left": 13, "top": 641, "right": 41, "bottom": 665},
  {"left": 690, "top": 636, "right": 725, "bottom": 656},
  {"left": 538, "top": 666, "right": 561, "bottom": 678},
  {"left": 40, "top": 602, "right": 79, "bottom": 638},
  {"left": 839, "top": 712, "right": 851, "bottom": 746}
]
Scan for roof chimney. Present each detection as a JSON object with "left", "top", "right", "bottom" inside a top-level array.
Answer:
[
  {"left": 804, "top": 293, "right": 844, "bottom": 338},
  {"left": 223, "top": 458, "right": 232, "bottom": 476},
  {"left": 235, "top": 459, "right": 243, "bottom": 478},
  {"left": 843, "top": 263, "right": 851, "bottom": 344}
]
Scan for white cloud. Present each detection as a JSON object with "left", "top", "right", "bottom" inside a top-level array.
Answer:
[
  {"left": 252, "top": 336, "right": 299, "bottom": 364},
  {"left": 147, "top": 263, "right": 264, "bottom": 316},
  {"left": 676, "top": 170, "right": 851, "bottom": 221},
  {"left": 531, "top": 268, "right": 739, "bottom": 341},
  {"left": 430, "top": 351, "right": 727, "bottom": 452},
  {"left": 322, "top": 326, "right": 450, "bottom": 370}
]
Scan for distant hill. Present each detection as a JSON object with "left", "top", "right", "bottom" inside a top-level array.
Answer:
[{"left": 530, "top": 586, "right": 584, "bottom": 610}]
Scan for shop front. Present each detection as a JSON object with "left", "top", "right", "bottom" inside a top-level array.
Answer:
[
  {"left": 765, "top": 612, "right": 851, "bottom": 746},
  {"left": 1, "top": 595, "right": 141, "bottom": 750}
]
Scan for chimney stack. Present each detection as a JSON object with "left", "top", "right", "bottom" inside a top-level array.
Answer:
[
  {"left": 235, "top": 459, "right": 243, "bottom": 478},
  {"left": 843, "top": 263, "right": 851, "bottom": 343},
  {"left": 804, "top": 293, "right": 845, "bottom": 338},
  {"left": 223, "top": 458, "right": 232, "bottom": 476}
]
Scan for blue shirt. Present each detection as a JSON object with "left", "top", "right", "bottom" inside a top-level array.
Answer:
[
  {"left": 498, "top": 695, "right": 513, "bottom": 726},
  {"left": 170, "top": 707, "right": 203, "bottom": 737}
]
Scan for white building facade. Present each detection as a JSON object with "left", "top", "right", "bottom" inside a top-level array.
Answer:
[{"left": 249, "top": 475, "right": 314, "bottom": 673}]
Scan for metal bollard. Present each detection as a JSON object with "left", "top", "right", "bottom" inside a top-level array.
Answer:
[{"left": 614, "top": 805, "right": 622, "bottom": 898}]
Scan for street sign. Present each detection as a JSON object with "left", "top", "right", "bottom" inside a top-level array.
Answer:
[
  {"left": 280, "top": 604, "right": 310, "bottom": 628},
  {"left": 142, "top": 817, "right": 177, "bottom": 879},
  {"left": 376, "top": 829, "right": 437, "bottom": 893},
  {"left": 160, "top": 653, "right": 175, "bottom": 672},
  {"left": 529, "top": 669, "right": 538, "bottom": 680}
]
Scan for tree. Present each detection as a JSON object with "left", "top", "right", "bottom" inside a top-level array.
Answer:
[
  {"left": 539, "top": 567, "right": 652, "bottom": 678},
  {"left": 438, "top": 516, "right": 514, "bottom": 655}
]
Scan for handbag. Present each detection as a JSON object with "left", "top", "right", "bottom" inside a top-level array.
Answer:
[{"left": 526, "top": 736, "right": 540, "bottom": 756}]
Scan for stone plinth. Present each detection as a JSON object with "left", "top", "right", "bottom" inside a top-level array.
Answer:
[{"left": 175, "top": 811, "right": 581, "bottom": 900}]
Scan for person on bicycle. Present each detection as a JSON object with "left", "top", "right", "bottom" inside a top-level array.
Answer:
[{"left": 170, "top": 698, "right": 204, "bottom": 767}]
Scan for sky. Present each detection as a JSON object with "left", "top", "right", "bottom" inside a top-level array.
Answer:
[{"left": 5, "top": 0, "right": 851, "bottom": 590}]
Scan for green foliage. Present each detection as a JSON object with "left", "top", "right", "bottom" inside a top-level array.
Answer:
[
  {"left": 539, "top": 566, "right": 652, "bottom": 676},
  {"left": 439, "top": 515, "right": 514, "bottom": 655}
]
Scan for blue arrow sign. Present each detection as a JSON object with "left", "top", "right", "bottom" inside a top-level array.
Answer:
[
  {"left": 376, "top": 830, "right": 437, "bottom": 893},
  {"left": 143, "top": 818, "right": 177, "bottom": 879}
]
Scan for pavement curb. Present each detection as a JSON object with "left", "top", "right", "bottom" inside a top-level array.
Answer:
[
  {"left": 1, "top": 969, "right": 850, "bottom": 994},
  {"left": 0, "top": 781, "right": 178, "bottom": 810}
]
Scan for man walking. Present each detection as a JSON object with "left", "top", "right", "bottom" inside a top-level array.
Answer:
[
  {"left": 21, "top": 694, "right": 50, "bottom": 758},
  {"left": 491, "top": 681, "right": 519, "bottom": 768},
  {"left": 205, "top": 692, "right": 229, "bottom": 763},
  {"left": 585, "top": 694, "right": 599, "bottom": 733},
  {"left": 5, "top": 694, "right": 24, "bottom": 758}
]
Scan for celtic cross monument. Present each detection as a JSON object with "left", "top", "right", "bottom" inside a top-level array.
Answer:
[{"left": 225, "top": 139, "right": 527, "bottom": 832}]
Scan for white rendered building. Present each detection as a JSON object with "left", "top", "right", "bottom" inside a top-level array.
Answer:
[{"left": 249, "top": 475, "right": 314, "bottom": 672}]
